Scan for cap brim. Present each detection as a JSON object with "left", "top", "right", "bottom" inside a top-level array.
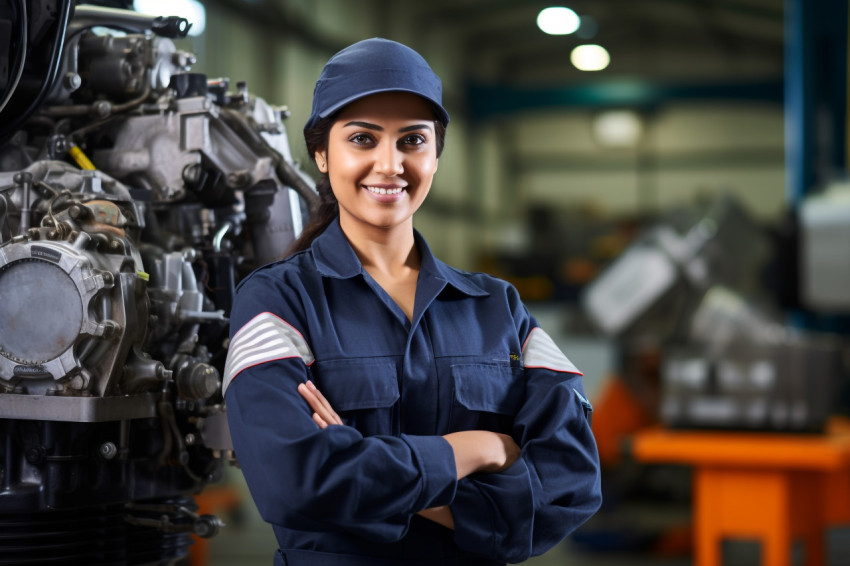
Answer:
[{"left": 314, "top": 88, "right": 449, "bottom": 128}]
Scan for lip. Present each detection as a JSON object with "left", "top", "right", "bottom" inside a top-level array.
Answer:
[{"left": 362, "top": 184, "right": 407, "bottom": 204}]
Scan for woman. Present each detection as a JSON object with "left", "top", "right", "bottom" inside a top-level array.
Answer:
[{"left": 223, "top": 38, "right": 601, "bottom": 566}]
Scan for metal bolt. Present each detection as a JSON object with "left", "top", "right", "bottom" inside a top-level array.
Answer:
[
  {"left": 68, "top": 203, "right": 90, "bottom": 220},
  {"left": 25, "top": 445, "right": 46, "bottom": 464},
  {"left": 92, "top": 100, "right": 112, "bottom": 119},
  {"left": 13, "top": 172, "right": 32, "bottom": 184},
  {"left": 52, "top": 136, "right": 68, "bottom": 155},
  {"left": 63, "top": 72, "right": 82, "bottom": 91},
  {"left": 182, "top": 163, "right": 202, "bottom": 186},
  {"left": 194, "top": 515, "right": 224, "bottom": 539},
  {"left": 184, "top": 433, "right": 197, "bottom": 446},
  {"left": 99, "top": 442, "right": 118, "bottom": 460},
  {"left": 182, "top": 248, "right": 198, "bottom": 262},
  {"left": 68, "top": 374, "right": 87, "bottom": 390}
]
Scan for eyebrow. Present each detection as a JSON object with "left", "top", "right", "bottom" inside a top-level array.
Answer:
[{"left": 342, "top": 121, "right": 432, "bottom": 133}]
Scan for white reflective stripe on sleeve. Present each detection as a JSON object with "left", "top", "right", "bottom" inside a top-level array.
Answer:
[
  {"left": 521, "top": 327, "right": 582, "bottom": 375},
  {"left": 221, "top": 312, "right": 315, "bottom": 396}
]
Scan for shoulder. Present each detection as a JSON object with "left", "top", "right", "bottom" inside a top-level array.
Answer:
[
  {"left": 235, "top": 249, "right": 317, "bottom": 294},
  {"left": 441, "top": 262, "right": 523, "bottom": 302},
  {"left": 230, "top": 250, "right": 322, "bottom": 333}
]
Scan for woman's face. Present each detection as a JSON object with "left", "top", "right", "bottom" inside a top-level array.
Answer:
[{"left": 317, "top": 92, "right": 439, "bottom": 236}]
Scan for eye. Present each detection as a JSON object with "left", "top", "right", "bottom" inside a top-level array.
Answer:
[
  {"left": 348, "top": 133, "right": 375, "bottom": 146},
  {"left": 400, "top": 133, "right": 427, "bottom": 147}
]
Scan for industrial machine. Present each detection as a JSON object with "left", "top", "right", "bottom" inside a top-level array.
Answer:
[
  {"left": 0, "top": 1, "right": 317, "bottom": 563},
  {"left": 582, "top": 195, "right": 847, "bottom": 432}
]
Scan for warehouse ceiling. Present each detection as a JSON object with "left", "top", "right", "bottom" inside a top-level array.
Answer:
[
  {"left": 414, "top": 0, "right": 784, "bottom": 84},
  {"left": 190, "top": 0, "right": 783, "bottom": 87},
  {"left": 180, "top": 0, "right": 784, "bottom": 93}
]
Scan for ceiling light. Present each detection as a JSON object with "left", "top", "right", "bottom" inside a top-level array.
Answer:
[
  {"left": 592, "top": 110, "right": 643, "bottom": 147},
  {"left": 537, "top": 7, "right": 580, "bottom": 35},
  {"left": 571, "top": 44, "right": 610, "bottom": 71},
  {"left": 134, "top": 0, "right": 206, "bottom": 37}
]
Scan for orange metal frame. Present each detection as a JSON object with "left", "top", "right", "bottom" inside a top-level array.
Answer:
[{"left": 631, "top": 418, "right": 850, "bottom": 566}]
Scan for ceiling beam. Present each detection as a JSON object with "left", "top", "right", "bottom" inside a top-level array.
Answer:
[{"left": 466, "top": 78, "right": 783, "bottom": 121}]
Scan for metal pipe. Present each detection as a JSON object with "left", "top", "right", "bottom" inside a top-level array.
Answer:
[
  {"left": 69, "top": 6, "right": 158, "bottom": 36},
  {"left": 212, "top": 222, "right": 233, "bottom": 252},
  {"left": 14, "top": 171, "right": 33, "bottom": 234}
]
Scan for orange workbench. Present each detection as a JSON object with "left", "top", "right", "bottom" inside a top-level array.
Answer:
[{"left": 631, "top": 418, "right": 850, "bottom": 566}]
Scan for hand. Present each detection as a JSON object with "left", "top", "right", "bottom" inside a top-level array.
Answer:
[
  {"left": 479, "top": 432, "right": 521, "bottom": 473},
  {"left": 442, "top": 431, "right": 521, "bottom": 479},
  {"left": 297, "top": 380, "right": 343, "bottom": 428}
]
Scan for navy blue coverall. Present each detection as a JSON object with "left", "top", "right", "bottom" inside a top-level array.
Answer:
[{"left": 223, "top": 219, "right": 602, "bottom": 565}]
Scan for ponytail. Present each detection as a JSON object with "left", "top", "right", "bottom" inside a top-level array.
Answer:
[
  {"left": 287, "top": 116, "right": 338, "bottom": 255},
  {"left": 287, "top": 174, "right": 337, "bottom": 254}
]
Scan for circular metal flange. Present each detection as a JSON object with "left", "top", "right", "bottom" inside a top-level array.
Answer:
[{"left": 0, "top": 239, "right": 115, "bottom": 386}]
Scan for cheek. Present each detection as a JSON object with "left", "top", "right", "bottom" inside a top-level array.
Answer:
[
  {"left": 328, "top": 154, "right": 369, "bottom": 184},
  {"left": 413, "top": 155, "right": 439, "bottom": 181}
]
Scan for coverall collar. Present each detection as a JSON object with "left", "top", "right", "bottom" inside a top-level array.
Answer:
[{"left": 311, "top": 217, "right": 489, "bottom": 298}]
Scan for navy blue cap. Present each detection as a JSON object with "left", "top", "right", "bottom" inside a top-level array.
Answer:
[{"left": 304, "top": 38, "right": 449, "bottom": 132}]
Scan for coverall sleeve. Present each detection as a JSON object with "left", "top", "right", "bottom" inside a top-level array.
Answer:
[
  {"left": 224, "top": 272, "right": 458, "bottom": 542},
  {"left": 449, "top": 293, "right": 602, "bottom": 563}
]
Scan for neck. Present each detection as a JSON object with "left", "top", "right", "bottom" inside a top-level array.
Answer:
[{"left": 338, "top": 216, "right": 420, "bottom": 276}]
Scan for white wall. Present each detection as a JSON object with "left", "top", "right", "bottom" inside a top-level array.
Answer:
[{"left": 510, "top": 103, "right": 785, "bottom": 219}]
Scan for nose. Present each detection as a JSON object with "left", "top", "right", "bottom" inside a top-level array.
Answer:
[{"left": 374, "top": 140, "right": 403, "bottom": 176}]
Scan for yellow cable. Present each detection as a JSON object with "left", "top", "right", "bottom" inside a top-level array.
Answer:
[{"left": 69, "top": 144, "right": 96, "bottom": 170}]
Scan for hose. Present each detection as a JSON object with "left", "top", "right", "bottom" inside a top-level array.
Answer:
[
  {"left": 0, "top": 0, "right": 74, "bottom": 145},
  {"left": 0, "top": 0, "right": 27, "bottom": 115}
]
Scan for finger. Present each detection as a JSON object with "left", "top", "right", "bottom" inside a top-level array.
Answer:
[
  {"left": 297, "top": 383, "right": 319, "bottom": 409},
  {"left": 297, "top": 383, "right": 326, "bottom": 417},
  {"left": 299, "top": 382, "right": 341, "bottom": 426},
  {"left": 312, "top": 412, "right": 329, "bottom": 429},
  {"left": 306, "top": 380, "right": 341, "bottom": 422},
  {"left": 306, "top": 381, "right": 343, "bottom": 425}
]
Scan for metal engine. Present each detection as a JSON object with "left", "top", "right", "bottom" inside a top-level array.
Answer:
[
  {"left": 582, "top": 196, "right": 847, "bottom": 432},
  {"left": 0, "top": 2, "right": 316, "bottom": 564}
]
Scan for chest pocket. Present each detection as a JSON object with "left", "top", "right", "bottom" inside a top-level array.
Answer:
[
  {"left": 313, "top": 358, "right": 400, "bottom": 437},
  {"left": 450, "top": 363, "right": 524, "bottom": 434}
]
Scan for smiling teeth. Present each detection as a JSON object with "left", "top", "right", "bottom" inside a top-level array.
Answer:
[{"left": 365, "top": 186, "right": 404, "bottom": 195}]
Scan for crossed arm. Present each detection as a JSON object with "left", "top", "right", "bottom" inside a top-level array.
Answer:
[{"left": 296, "top": 380, "right": 521, "bottom": 530}]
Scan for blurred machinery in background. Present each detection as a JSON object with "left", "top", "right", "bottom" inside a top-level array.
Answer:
[
  {"left": 799, "top": 182, "right": 850, "bottom": 313},
  {"left": 0, "top": 1, "right": 316, "bottom": 564},
  {"left": 583, "top": 195, "right": 847, "bottom": 432}
]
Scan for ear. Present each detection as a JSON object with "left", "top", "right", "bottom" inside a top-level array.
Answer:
[{"left": 315, "top": 150, "right": 328, "bottom": 173}]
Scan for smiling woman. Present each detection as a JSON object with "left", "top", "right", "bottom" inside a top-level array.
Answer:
[
  {"left": 323, "top": 93, "right": 439, "bottom": 240},
  {"left": 222, "top": 37, "right": 602, "bottom": 566}
]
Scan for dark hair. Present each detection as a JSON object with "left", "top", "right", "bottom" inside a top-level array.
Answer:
[{"left": 287, "top": 110, "right": 447, "bottom": 255}]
